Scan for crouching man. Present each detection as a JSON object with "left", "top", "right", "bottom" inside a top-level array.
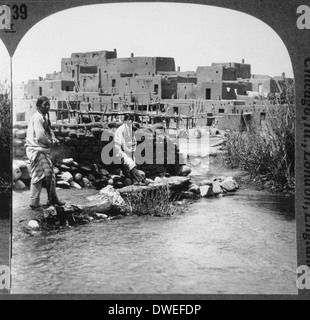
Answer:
[
  {"left": 25, "top": 96, "right": 65, "bottom": 209},
  {"left": 114, "top": 114, "right": 147, "bottom": 185}
]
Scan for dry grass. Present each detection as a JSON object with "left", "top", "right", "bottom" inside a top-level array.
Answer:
[
  {"left": 124, "top": 184, "right": 182, "bottom": 216},
  {"left": 222, "top": 103, "right": 295, "bottom": 189}
]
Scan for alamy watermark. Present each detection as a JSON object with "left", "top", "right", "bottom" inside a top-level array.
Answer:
[
  {"left": 0, "top": 265, "right": 10, "bottom": 291},
  {"left": 100, "top": 127, "right": 209, "bottom": 165},
  {"left": 296, "top": 265, "right": 310, "bottom": 289}
]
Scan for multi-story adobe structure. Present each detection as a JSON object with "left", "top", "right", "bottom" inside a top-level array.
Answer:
[{"left": 14, "top": 49, "right": 291, "bottom": 129}]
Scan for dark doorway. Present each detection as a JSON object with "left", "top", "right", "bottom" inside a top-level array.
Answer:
[
  {"left": 154, "top": 84, "right": 159, "bottom": 95},
  {"left": 205, "top": 88, "right": 211, "bottom": 100}
]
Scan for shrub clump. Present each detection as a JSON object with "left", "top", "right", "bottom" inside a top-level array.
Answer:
[
  {"left": 222, "top": 90, "right": 295, "bottom": 191},
  {"left": 124, "top": 184, "right": 184, "bottom": 216}
]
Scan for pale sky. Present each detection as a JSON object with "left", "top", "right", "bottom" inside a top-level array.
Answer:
[{"left": 0, "top": 2, "right": 294, "bottom": 84}]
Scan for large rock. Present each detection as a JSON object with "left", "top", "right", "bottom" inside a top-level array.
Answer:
[
  {"left": 220, "top": 177, "right": 239, "bottom": 192},
  {"left": 188, "top": 184, "right": 201, "bottom": 195},
  {"left": 61, "top": 171, "right": 73, "bottom": 183},
  {"left": 138, "top": 170, "right": 146, "bottom": 180},
  {"left": 13, "top": 160, "right": 28, "bottom": 169},
  {"left": 14, "top": 180, "right": 26, "bottom": 190},
  {"left": 83, "top": 185, "right": 126, "bottom": 213},
  {"left": 13, "top": 162, "right": 22, "bottom": 181},
  {"left": 154, "top": 177, "right": 163, "bottom": 184},
  {"left": 212, "top": 181, "right": 223, "bottom": 195},
  {"left": 178, "top": 165, "right": 192, "bottom": 177},
  {"left": 28, "top": 220, "right": 40, "bottom": 229},
  {"left": 200, "top": 185, "right": 214, "bottom": 197}
]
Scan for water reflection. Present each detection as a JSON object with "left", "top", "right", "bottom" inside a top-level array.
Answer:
[{"left": 12, "top": 190, "right": 296, "bottom": 295}]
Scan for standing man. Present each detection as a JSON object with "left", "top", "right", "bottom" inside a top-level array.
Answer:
[
  {"left": 114, "top": 114, "right": 146, "bottom": 184},
  {"left": 25, "top": 96, "right": 65, "bottom": 209}
]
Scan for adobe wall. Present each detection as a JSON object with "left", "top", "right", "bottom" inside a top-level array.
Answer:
[
  {"left": 25, "top": 80, "right": 75, "bottom": 100},
  {"left": 197, "top": 66, "right": 223, "bottom": 82},
  {"left": 212, "top": 63, "right": 251, "bottom": 79},
  {"left": 251, "top": 78, "right": 272, "bottom": 97},
  {"left": 13, "top": 122, "right": 184, "bottom": 180}
]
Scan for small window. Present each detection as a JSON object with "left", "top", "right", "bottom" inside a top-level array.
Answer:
[{"left": 219, "top": 109, "right": 225, "bottom": 114}]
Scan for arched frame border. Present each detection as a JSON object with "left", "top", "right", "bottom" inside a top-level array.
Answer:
[{"left": 1, "top": 0, "right": 310, "bottom": 298}]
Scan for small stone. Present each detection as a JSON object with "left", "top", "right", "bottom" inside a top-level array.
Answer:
[
  {"left": 188, "top": 184, "right": 201, "bottom": 195},
  {"left": 95, "top": 213, "right": 108, "bottom": 219},
  {"left": 61, "top": 171, "right": 73, "bottom": 183},
  {"left": 100, "top": 169, "right": 109, "bottom": 176},
  {"left": 62, "top": 158, "right": 74, "bottom": 166},
  {"left": 13, "top": 160, "right": 28, "bottom": 169},
  {"left": 82, "top": 177, "right": 92, "bottom": 188},
  {"left": 212, "top": 181, "right": 223, "bottom": 195},
  {"left": 138, "top": 170, "right": 146, "bottom": 180},
  {"left": 179, "top": 165, "right": 192, "bottom": 177},
  {"left": 13, "top": 162, "right": 22, "bottom": 181},
  {"left": 56, "top": 181, "right": 71, "bottom": 189},
  {"left": 74, "top": 173, "right": 83, "bottom": 182},
  {"left": 59, "top": 164, "right": 71, "bottom": 171},
  {"left": 14, "top": 180, "right": 26, "bottom": 190},
  {"left": 200, "top": 185, "right": 214, "bottom": 197},
  {"left": 88, "top": 174, "right": 96, "bottom": 182},
  {"left": 220, "top": 177, "right": 239, "bottom": 192},
  {"left": 28, "top": 220, "right": 40, "bottom": 229},
  {"left": 154, "top": 177, "right": 163, "bottom": 184},
  {"left": 70, "top": 181, "right": 82, "bottom": 189}
]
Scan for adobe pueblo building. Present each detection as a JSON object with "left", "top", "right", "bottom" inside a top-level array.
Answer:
[{"left": 13, "top": 49, "right": 291, "bottom": 130}]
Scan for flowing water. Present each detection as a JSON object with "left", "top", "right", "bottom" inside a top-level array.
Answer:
[{"left": 11, "top": 189, "right": 296, "bottom": 295}]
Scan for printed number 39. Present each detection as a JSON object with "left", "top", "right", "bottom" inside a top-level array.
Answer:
[{"left": 12, "top": 4, "right": 27, "bottom": 20}]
